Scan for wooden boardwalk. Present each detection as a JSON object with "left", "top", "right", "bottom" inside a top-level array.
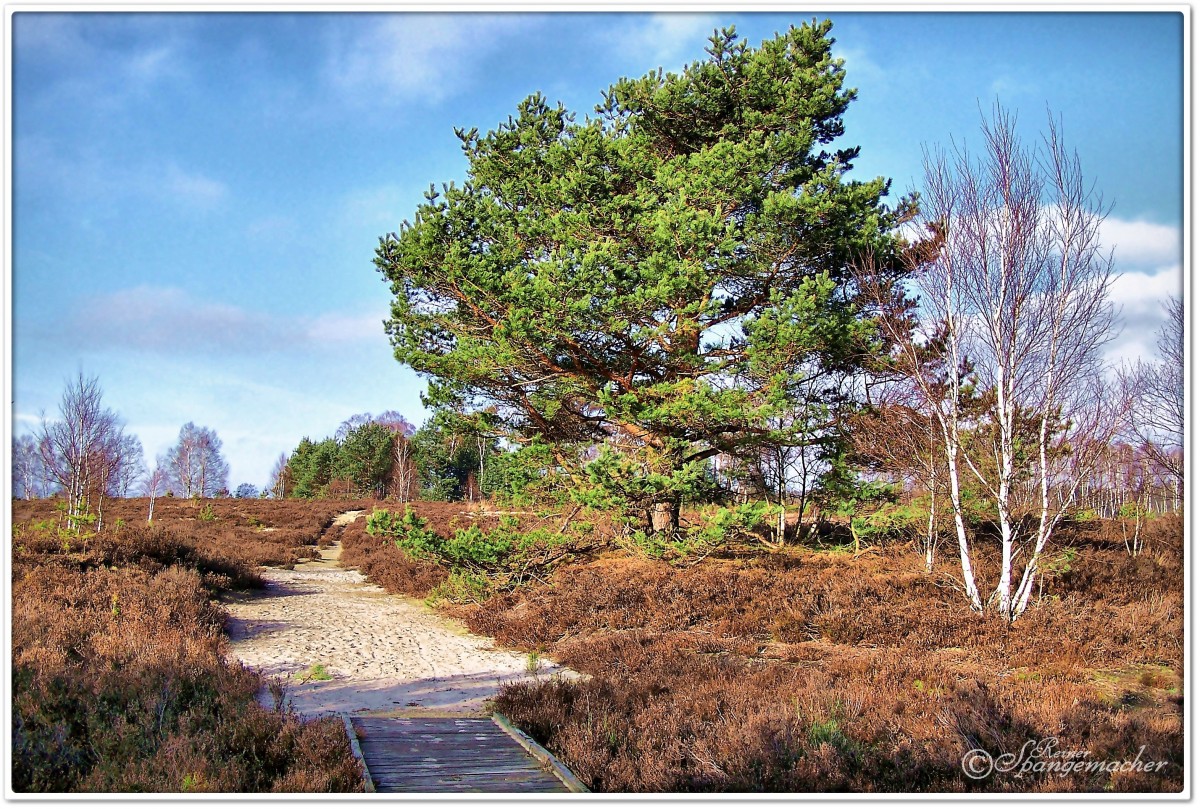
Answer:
[{"left": 347, "top": 715, "right": 584, "bottom": 793}]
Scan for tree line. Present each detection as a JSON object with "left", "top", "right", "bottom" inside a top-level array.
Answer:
[
  {"left": 11, "top": 373, "right": 244, "bottom": 527},
  {"left": 271, "top": 410, "right": 510, "bottom": 502}
]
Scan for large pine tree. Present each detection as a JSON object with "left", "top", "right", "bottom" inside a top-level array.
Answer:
[{"left": 376, "top": 22, "right": 912, "bottom": 532}]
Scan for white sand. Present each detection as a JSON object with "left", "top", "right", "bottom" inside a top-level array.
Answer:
[{"left": 221, "top": 511, "right": 568, "bottom": 718}]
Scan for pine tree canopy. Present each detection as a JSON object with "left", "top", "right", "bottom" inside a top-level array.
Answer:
[{"left": 375, "top": 21, "right": 913, "bottom": 524}]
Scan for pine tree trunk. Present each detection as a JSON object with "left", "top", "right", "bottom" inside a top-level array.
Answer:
[{"left": 650, "top": 500, "right": 680, "bottom": 535}]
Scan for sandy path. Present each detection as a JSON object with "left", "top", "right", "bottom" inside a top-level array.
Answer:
[{"left": 222, "top": 510, "right": 567, "bottom": 718}]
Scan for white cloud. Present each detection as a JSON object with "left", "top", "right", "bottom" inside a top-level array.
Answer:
[
  {"left": 73, "top": 287, "right": 287, "bottom": 352},
  {"left": 323, "top": 14, "right": 527, "bottom": 106},
  {"left": 341, "top": 184, "right": 413, "bottom": 232},
  {"left": 48, "top": 285, "right": 387, "bottom": 357},
  {"left": 15, "top": 14, "right": 191, "bottom": 102},
  {"left": 617, "top": 13, "right": 721, "bottom": 74},
  {"left": 245, "top": 214, "right": 300, "bottom": 241},
  {"left": 1104, "top": 265, "right": 1182, "bottom": 366},
  {"left": 989, "top": 73, "right": 1038, "bottom": 99},
  {"left": 1099, "top": 216, "right": 1182, "bottom": 272},
  {"left": 124, "top": 45, "right": 177, "bottom": 83},
  {"left": 163, "top": 163, "right": 228, "bottom": 208},
  {"left": 308, "top": 312, "right": 388, "bottom": 344},
  {"left": 16, "top": 138, "right": 228, "bottom": 213},
  {"left": 14, "top": 13, "right": 90, "bottom": 59},
  {"left": 104, "top": 348, "right": 421, "bottom": 487},
  {"left": 833, "top": 44, "right": 887, "bottom": 88}
]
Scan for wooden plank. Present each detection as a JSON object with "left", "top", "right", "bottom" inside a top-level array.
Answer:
[
  {"left": 361, "top": 735, "right": 507, "bottom": 746},
  {"left": 360, "top": 754, "right": 540, "bottom": 767},
  {"left": 493, "top": 713, "right": 590, "bottom": 793},
  {"left": 356, "top": 746, "right": 531, "bottom": 760},
  {"left": 360, "top": 758, "right": 536, "bottom": 768},
  {"left": 372, "top": 772, "right": 564, "bottom": 782},
  {"left": 367, "top": 764, "right": 547, "bottom": 775},
  {"left": 369, "top": 768, "right": 561, "bottom": 782},
  {"left": 339, "top": 713, "right": 374, "bottom": 793},
  {"left": 359, "top": 755, "right": 538, "bottom": 768},
  {"left": 369, "top": 772, "right": 555, "bottom": 782},
  {"left": 355, "top": 720, "right": 492, "bottom": 724},
  {"left": 350, "top": 715, "right": 574, "bottom": 793},
  {"left": 358, "top": 746, "right": 530, "bottom": 757},
  {"left": 369, "top": 770, "right": 562, "bottom": 784}
]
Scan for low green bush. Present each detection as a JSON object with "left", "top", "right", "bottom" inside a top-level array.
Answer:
[{"left": 366, "top": 508, "right": 576, "bottom": 600}]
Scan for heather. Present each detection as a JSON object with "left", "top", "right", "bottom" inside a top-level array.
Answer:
[
  {"left": 343, "top": 503, "right": 1183, "bottom": 792},
  {"left": 11, "top": 498, "right": 366, "bottom": 792}
]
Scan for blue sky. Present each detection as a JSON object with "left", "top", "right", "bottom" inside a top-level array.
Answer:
[{"left": 9, "top": 10, "right": 1185, "bottom": 490}]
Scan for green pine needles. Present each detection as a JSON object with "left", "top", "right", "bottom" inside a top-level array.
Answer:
[{"left": 376, "top": 22, "right": 913, "bottom": 534}]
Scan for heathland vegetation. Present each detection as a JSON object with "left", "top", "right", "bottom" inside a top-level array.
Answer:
[
  {"left": 11, "top": 21, "right": 1183, "bottom": 793},
  {"left": 11, "top": 497, "right": 364, "bottom": 792}
]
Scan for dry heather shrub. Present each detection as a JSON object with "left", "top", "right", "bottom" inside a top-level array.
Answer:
[
  {"left": 13, "top": 497, "right": 382, "bottom": 572},
  {"left": 483, "top": 520, "right": 1183, "bottom": 792},
  {"left": 11, "top": 505, "right": 364, "bottom": 793},
  {"left": 338, "top": 517, "right": 448, "bottom": 598}
]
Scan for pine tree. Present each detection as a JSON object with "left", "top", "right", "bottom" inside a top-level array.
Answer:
[{"left": 376, "top": 22, "right": 912, "bottom": 532}]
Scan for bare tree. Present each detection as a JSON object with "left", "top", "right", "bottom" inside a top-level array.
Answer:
[
  {"left": 110, "top": 433, "right": 146, "bottom": 498},
  {"left": 390, "top": 434, "right": 416, "bottom": 501},
  {"left": 750, "top": 426, "right": 829, "bottom": 543},
  {"left": 269, "top": 452, "right": 290, "bottom": 499},
  {"left": 35, "top": 373, "right": 129, "bottom": 531},
  {"left": 335, "top": 410, "right": 417, "bottom": 442},
  {"left": 166, "top": 422, "right": 230, "bottom": 498},
  {"left": 12, "top": 434, "right": 48, "bottom": 499},
  {"left": 910, "top": 107, "right": 1119, "bottom": 620},
  {"left": 328, "top": 410, "right": 418, "bottom": 501},
  {"left": 851, "top": 387, "right": 948, "bottom": 572},
  {"left": 1122, "top": 295, "right": 1183, "bottom": 497},
  {"left": 858, "top": 223, "right": 985, "bottom": 610},
  {"left": 1107, "top": 442, "right": 1153, "bottom": 556},
  {"left": 143, "top": 460, "right": 169, "bottom": 523},
  {"left": 335, "top": 412, "right": 374, "bottom": 442},
  {"left": 376, "top": 410, "right": 417, "bottom": 437}
]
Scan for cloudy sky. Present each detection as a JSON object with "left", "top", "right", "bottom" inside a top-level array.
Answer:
[{"left": 9, "top": 10, "right": 1184, "bottom": 490}]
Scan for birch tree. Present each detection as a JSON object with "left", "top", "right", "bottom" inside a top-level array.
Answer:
[
  {"left": 858, "top": 238, "right": 985, "bottom": 610},
  {"left": 143, "top": 460, "right": 169, "bottom": 523},
  {"left": 35, "top": 373, "right": 129, "bottom": 531},
  {"left": 269, "top": 452, "right": 290, "bottom": 499},
  {"left": 166, "top": 423, "right": 230, "bottom": 498},
  {"left": 111, "top": 434, "right": 146, "bottom": 497},
  {"left": 12, "top": 434, "right": 48, "bottom": 499},
  {"left": 916, "top": 107, "right": 1118, "bottom": 620},
  {"left": 390, "top": 435, "right": 416, "bottom": 501},
  {"left": 1122, "top": 295, "right": 1184, "bottom": 496}
]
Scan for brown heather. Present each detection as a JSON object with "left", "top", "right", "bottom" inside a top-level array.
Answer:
[
  {"left": 15, "top": 497, "right": 1181, "bottom": 792},
  {"left": 11, "top": 497, "right": 371, "bottom": 793},
  {"left": 343, "top": 504, "right": 1184, "bottom": 793}
]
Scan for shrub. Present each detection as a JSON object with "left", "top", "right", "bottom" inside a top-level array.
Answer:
[
  {"left": 475, "top": 520, "right": 1183, "bottom": 793},
  {"left": 426, "top": 571, "right": 494, "bottom": 605},
  {"left": 366, "top": 507, "right": 442, "bottom": 558},
  {"left": 11, "top": 502, "right": 368, "bottom": 792},
  {"left": 12, "top": 563, "right": 361, "bottom": 792},
  {"left": 365, "top": 506, "right": 575, "bottom": 585}
]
